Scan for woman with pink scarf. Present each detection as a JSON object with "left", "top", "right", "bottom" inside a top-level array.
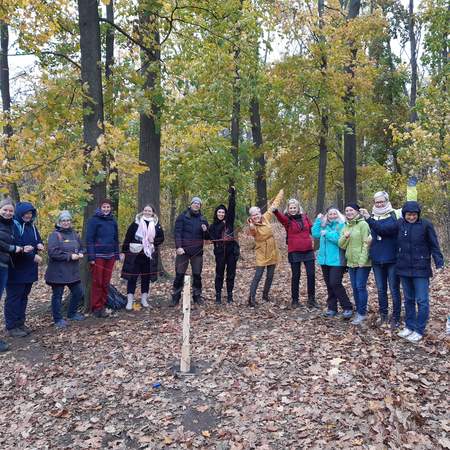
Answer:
[{"left": 121, "top": 205, "right": 164, "bottom": 310}]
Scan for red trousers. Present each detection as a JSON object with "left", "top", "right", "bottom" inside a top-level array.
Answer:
[{"left": 90, "top": 258, "right": 115, "bottom": 311}]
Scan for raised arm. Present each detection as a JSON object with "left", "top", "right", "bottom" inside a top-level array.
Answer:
[{"left": 263, "top": 189, "right": 284, "bottom": 221}]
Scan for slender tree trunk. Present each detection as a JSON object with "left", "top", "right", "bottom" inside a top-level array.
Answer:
[
  {"left": 78, "top": 0, "right": 106, "bottom": 305},
  {"left": 250, "top": 97, "right": 267, "bottom": 209},
  {"left": 0, "top": 21, "right": 20, "bottom": 202},
  {"left": 138, "top": 3, "right": 161, "bottom": 214},
  {"left": 408, "top": 0, "right": 418, "bottom": 123},
  {"left": 343, "top": 0, "right": 360, "bottom": 204},
  {"left": 104, "top": 0, "right": 120, "bottom": 215}
]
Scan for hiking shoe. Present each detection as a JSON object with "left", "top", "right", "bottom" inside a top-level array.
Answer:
[
  {"left": 390, "top": 318, "right": 401, "bottom": 329},
  {"left": 398, "top": 328, "right": 413, "bottom": 338},
  {"left": 55, "top": 319, "right": 68, "bottom": 329},
  {"left": 7, "top": 328, "right": 27, "bottom": 338},
  {"left": 323, "top": 310, "right": 337, "bottom": 318},
  {"left": 291, "top": 301, "right": 300, "bottom": 309},
  {"left": 68, "top": 313, "right": 85, "bottom": 321},
  {"left": 93, "top": 309, "right": 108, "bottom": 318},
  {"left": 227, "top": 294, "right": 233, "bottom": 304},
  {"left": 351, "top": 314, "right": 366, "bottom": 325},
  {"left": 0, "top": 340, "right": 10, "bottom": 352},
  {"left": 342, "top": 310, "right": 353, "bottom": 319},
  {"left": 19, "top": 325, "right": 32, "bottom": 335},
  {"left": 406, "top": 331, "right": 423, "bottom": 343}
]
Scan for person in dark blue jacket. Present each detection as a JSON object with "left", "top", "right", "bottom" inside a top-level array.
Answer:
[
  {"left": 369, "top": 201, "right": 444, "bottom": 343},
  {"left": 86, "top": 199, "right": 121, "bottom": 317},
  {"left": 170, "top": 197, "right": 209, "bottom": 306},
  {"left": 5, "top": 202, "right": 43, "bottom": 337},
  {"left": 360, "top": 191, "right": 402, "bottom": 327}
]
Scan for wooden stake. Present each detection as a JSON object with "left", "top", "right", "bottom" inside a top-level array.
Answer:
[{"left": 180, "top": 275, "right": 191, "bottom": 373}]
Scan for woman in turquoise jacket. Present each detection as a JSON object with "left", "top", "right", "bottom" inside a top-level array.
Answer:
[{"left": 312, "top": 207, "right": 353, "bottom": 319}]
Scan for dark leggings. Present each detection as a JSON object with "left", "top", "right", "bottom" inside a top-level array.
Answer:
[
  {"left": 321, "top": 265, "right": 352, "bottom": 311},
  {"left": 215, "top": 248, "right": 238, "bottom": 295},
  {"left": 127, "top": 258, "right": 151, "bottom": 294},
  {"left": 290, "top": 260, "right": 315, "bottom": 302},
  {"left": 250, "top": 264, "right": 275, "bottom": 298}
]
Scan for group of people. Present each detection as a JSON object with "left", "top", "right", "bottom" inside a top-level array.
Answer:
[{"left": 0, "top": 186, "right": 445, "bottom": 352}]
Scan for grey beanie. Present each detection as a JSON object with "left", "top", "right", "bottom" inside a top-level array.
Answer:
[
  {"left": 58, "top": 210, "right": 72, "bottom": 223},
  {"left": 191, "top": 196, "right": 202, "bottom": 206},
  {"left": 0, "top": 198, "right": 14, "bottom": 209}
]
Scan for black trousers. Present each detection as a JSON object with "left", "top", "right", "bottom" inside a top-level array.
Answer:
[
  {"left": 172, "top": 253, "right": 203, "bottom": 298},
  {"left": 321, "top": 265, "right": 352, "bottom": 311},
  {"left": 290, "top": 259, "right": 315, "bottom": 302},
  {"left": 250, "top": 264, "right": 275, "bottom": 299},
  {"left": 214, "top": 249, "right": 238, "bottom": 295},
  {"left": 127, "top": 258, "right": 151, "bottom": 294}
]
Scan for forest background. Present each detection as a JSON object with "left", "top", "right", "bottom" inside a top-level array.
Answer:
[{"left": 0, "top": 0, "right": 448, "bottom": 254}]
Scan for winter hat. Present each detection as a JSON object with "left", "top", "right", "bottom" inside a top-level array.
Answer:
[
  {"left": 345, "top": 203, "right": 360, "bottom": 211},
  {"left": 191, "top": 196, "right": 202, "bottom": 206},
  {"left": 58, "top": 210, "right": 72, "bottom": 223},
  {"left": 100, "top": 199, "right": 112, "bottom": 207},
  {"left": 373, "top": 191, "right": 389, "bottom": 201},
  {"left": 0, "top": 198, "right": 14, "bottom": 209}
]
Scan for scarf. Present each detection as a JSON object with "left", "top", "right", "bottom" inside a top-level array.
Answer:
[
  {"left": 372, "top": 202, "right": 394, "bottom": 216},
  {"left": 136, "top": 217, "right": 156, "bottom": 258}
]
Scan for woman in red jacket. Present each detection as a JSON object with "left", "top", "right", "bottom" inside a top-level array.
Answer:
[{"left": 273, "top": 199, "right": 317, "bottom": 308}]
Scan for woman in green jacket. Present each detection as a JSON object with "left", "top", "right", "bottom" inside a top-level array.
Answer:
[{"left": 338, "top": 203, "right": 372, "bottom": 325}]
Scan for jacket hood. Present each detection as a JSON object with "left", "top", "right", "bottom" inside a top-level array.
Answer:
[
  {"left": 55, "top": 225, "right": 73, "bottom": 233},
  {"left": 348, "top": 215, "right": 364, "bottom": 224},
  {"left": 14, "top": 202, "right": 36, "bottom": 223},
  {"left": 213, "top": 204, "right": 227, "bottom": 224},
  {"left": 134, "top": 212, "right": 159, "bottom": 225},
  {"left": 95, "top": 208, "right": 114, "bottom": 219},
  {"left": 402, "top": 201, "right": 421, "bottom": 218}
]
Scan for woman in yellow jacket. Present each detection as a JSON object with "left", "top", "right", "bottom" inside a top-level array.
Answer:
[{"left": 247, "top": 190, "right": 284, "bottom": 307}]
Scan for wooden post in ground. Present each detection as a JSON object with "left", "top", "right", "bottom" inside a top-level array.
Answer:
[{"left": 180, "top": 275, "right": 191, "bottom": 373}]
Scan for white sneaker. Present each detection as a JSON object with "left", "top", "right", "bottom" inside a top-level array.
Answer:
[
  {"left": 398, "top": 328, "right": 413, "bottom": 338},
  {"left": 126, "top": 294, "right": 134, "bottom": 311},
  {"left": 351, "top": 314, "right": 366, "bottom": 325},
  {"left": 406, "top": 331, "right": 423, "bottom": 343},
  {"left": 141, "top": 293, "right": 149, "bottom": 308}
]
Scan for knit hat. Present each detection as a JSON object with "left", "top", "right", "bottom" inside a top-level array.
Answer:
[
  {"left": 0, "top": 198, "right": 14, "bottom": 209},
  {"left": 191, "top": 196, "right": 202, "bottom": 206},
  {"left": 345, "top": 202, "right": 360, "bottom": 211},
  {"left": 100, "top": 199, "right": 112, "bottom": 207},
  {"left": 58, "top": 210, "right": 72, "bottom": 223}
]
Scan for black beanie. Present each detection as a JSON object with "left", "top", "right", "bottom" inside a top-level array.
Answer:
[{"left": 345, "top": 203, "right": 360, "bottom": 211}]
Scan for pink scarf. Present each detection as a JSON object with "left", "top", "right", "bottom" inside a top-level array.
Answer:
[{"left": 136, "top": 217, "right": 156, "bottom": 258}]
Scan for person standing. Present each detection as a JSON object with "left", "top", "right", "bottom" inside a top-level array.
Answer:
[
  {"left": 121, "top": 205, "right": 165, "bottom": 310},
  {"left": 45, "top": 211, "right": 85, "bottom": 328},
  {"left": 209, "top": 187, "right": 240, "bottom": 304},
  {"left": 368, "top": 201, "right": 444, "bottom": 343},
  {"left": 170, "top": 197, "right": 209, "bottom": 306},
  {"left": 247, "top": 189, "right": 284, "bottom": 307},
  {"left": 360, "top": 191, "right": 402, "bottom": 327},
  {"left": 5, "top": 202, "right": 44, "bottom": 337},
  {"left": 86, "top": 199, "right": 121, "bottom": 317},
  {"left": 338, "top": 203, "right": 372, "bottom": 325},
  {"left": 273, "top": 198, "right": 316, "bottom": 308},
  {"left": 312, "top": 207, "right": 353, "bottom": 319}
]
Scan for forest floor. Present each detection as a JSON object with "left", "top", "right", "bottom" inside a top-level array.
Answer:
[{"left": 0, "top": 228, "right": 449, "bottom": 450}]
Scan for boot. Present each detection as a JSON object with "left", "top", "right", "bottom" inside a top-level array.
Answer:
[
  {"left": 291, "top": 299, "right": 300, "bottom": 309},
  {"left": 248, "top": 294, "right": 256, "bottom": 307},
  {"left": 126, "top": 294, "right": 134, "bottom": 311},
  {"left": 141, "top": 292, "right": 149, "bottom": 308},
  {"left": 169, "top": 293, "right": 181, "bottom": 307},
  {"left": 262, "top": 294, "right": 271, "bottom": 302},
  {"left": 227, "top": 292, "right": 233, "bottom": 304},
  {"left": 215, "top": 292, "right": 222, "bottom": 304},
  {"left": 307, "top": 297, "right": 318, "bottom": 308},
  {"left": 193, "top": 295, "right": 203, "bottom": 305}
]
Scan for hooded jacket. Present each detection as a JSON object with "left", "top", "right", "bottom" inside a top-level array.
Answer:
[
  {"left": 8, "top": 202, "right": 43, "bottom": 284},
  {"left": 174, "top": 207, "right": 209, "bottom": 256},
  {"left": 338, "top": 216, "right": 371, "bottom": 268},
  {"left": 369, "top": 201, "right": 444, "bottom": 277},
  {"left": 86, "top": 209, "right": 120, "bottom": 261},
  {"left": 366, "top": 210, "right": 400, "bottom": 264},
  {"left": 45, "top": 226, "right": 84, "bottom": 285},
  {"left": 121, "top": 214, "right": 165, "bottom": 281},
  {"left": 0, "top": 216, "right": 18, "bottom": 268},
  {"left": 312, "top": 218, "right": 346, "bottom": 266}
]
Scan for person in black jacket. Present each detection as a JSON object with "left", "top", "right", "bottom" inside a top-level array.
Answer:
[
  {"left": 121, "top": 205, "right": 164, "bottom": 310},
  {"left": 45, "top": 211, "right": 85, "bottom": 328},
  {"left": 170, "top": 197, "right": 209, "bottom": 306},
  {"left": 209, "top": 187, "right": 240, "bottom": 304},
  {"left": 369, "top": 201, "right": 444, "bottom": 343}
]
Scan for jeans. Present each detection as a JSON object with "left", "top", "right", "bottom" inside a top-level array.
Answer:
[
  {"left": 250, "top": 264, "right": 275, "bottom": 299},
  {"left": 372, "top": 262, "right": 401, "bottom": 321},
  {"left": 214, "top": 248, "right": 238, "bottom": 295},
  {"left": 50, "top": 282, "right": 83, "bottom": 322},
  {"left": 5, "top": 282, "right": 33, "bottom": 330},
  {"left": 321, "top": 265, "right": 352, "bottom": 311},
  {"left": 90, "top": 258, "right": 115, "bottom": 312},
  {"left": 290, "top": 260, "right": 315, "bottom": 302},
  {"left": 173, "top": 253, "right": 203, "bottom": 298},
  {"left": 348, "top": 267, "right": 371, "bottom": 316},
  {"left": 400, "top": 276, "right": 430, "bottom": 336},
  {"left": 0, "top": 266, "right": 8, "bottom": 300}
]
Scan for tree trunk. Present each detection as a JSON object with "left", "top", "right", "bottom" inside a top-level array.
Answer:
[
  {"left": 138, "top": 3, "right": 161, "bottom": 214},
  {"left": 408, "top": 0, "right": 418, "bottom": 123},
  {"left": 78, "top": 0, "right": 106, "bottom": 306},
  {"left": 0, "top": 21, "right": 20, "bottom": 202},
  {"left": 250, "top": 97, "right": 267, "bottom": 209},
  {"left": 343, "top": 0, "right": 360, "bottom": 204},
  {"left": 104, "top": 0, "right": 120, "bottom": 215}
]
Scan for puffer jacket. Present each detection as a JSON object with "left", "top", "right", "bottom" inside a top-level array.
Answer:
[
  {"left": 86, "top": 209, "right": 120, "bottom": 261},
  {"left": 311, "top": 218, "right": 346, "bottom": 266},
  {"left": 174, "top": 208, "right": 209, "bottom": 256},
  {"left": 0, "top": 216, "right": 18, "bottom": 268},
  {"left": 338, "top": 216, "right": 371, "bottom": 268},
  {"left": 274, "top": 211, "right": 314, "bottom": 253}
]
